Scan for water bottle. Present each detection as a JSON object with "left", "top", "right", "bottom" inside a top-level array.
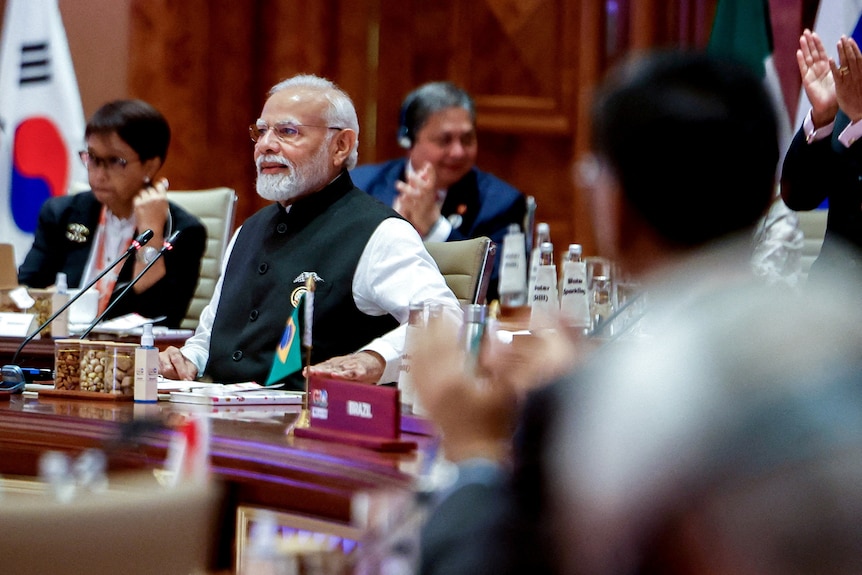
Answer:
[
  {"left": 559, "top": 244, "right": 590, "bottom": 332},
  {"left": 498, "top": 223, "right": 528, "bottom": 307},
  {"left": 530, "top": 241, "right": 559, "bottom": 330},
  {"left": 51, "top": 272, "right": 69, "bottom": 337},
  {"left": 527, "top": 223, "right": 550, "bottom": 306}
]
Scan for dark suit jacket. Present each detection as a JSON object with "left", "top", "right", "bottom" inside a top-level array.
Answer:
[
  {"left": 351, "top": 158, "right": 526, "bottom": 301},
  {"left": 419, "top": 379, "right": 563, "bottom": 575},
  {"left": 18, "top": 191, "right": 207, "bottom": 327},
  {"left": 781, "top": 109, "right": 862, "bottom": 284}
]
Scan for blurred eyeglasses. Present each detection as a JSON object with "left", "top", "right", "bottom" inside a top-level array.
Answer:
[
  {"left": 79, "top": 151, "right": 140, "bottom": 172},
  {"left": 249, "top": 120, "right": 343, "bottom": 143}
]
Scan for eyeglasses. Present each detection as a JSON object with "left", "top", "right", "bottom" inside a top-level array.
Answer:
[
  {"left": 249, "top": 121, "right": 343, "bottom": 143},
  {"left": 79, "top": 151, "right": 140, "bottom": 172}
]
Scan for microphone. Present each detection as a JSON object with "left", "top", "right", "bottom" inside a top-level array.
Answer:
[
  {"left": 1, "top": 230, "right": 155, "bottom": 393},
  {"left": 78, "top": 230, "right": 182, "bottom": 340}
]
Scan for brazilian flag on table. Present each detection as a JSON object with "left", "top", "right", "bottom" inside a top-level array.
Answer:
[{"left": 265, "top": 294, "right": 304, "bottom": 386}]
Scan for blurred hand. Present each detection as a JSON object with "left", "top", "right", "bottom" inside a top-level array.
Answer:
[
  {"left": 797, "top": 29, "right": 838, "bottom": 127},
  {"left": 133, "top": 176, "right": 170, "bottom": 236},
  {"left": 159, "top": 345, "right": 199, "bottom": 381},
  {"left": 393, "top": 161, "right": 440, "bottom": 236},
  {"left": 411, "top": 312, "right": 590, "bottom": 463},
  {"left": 305, "top": 350, "right": 385, "bottom": 384},
  {"left": 834, "top": 34, "right": 862, "bottom": 122}
]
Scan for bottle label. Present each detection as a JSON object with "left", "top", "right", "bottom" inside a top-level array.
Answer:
[
  {"left": 560, "top": 261, "right": 590, "bottom": 327},
  {"left": 530, "top": 265, "right": 559, "bottom": 330},
  {"left": 499, "top": 232, "right": 528, "bottom": 302}
]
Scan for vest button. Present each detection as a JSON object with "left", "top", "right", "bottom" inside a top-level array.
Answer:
[
  {"left": 231, "top": 350, "right": 243, "bottom": 361},
  {"left": 249, "top": 309, "right": 259, "bottom": 321},
  {"left": 258, "top": 262, "right": 268, "bottom": 274},
  {"left": 276, "top": 222, "right": 288, "bottom": 234}
]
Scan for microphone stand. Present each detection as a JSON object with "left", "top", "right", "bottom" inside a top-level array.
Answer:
[
  {"left": 78, "top": 230, "right": 182, "bottom": 340},
  {"left": 1, "top": 230, "right": 155, "bottom": 393}
]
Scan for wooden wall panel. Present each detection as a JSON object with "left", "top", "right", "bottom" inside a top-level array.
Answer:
[
  {"left": 119, "top": 0, "right": 813, "bottom": 258},
  {"left": 128, "top": 0, "right": 259, "bottom": 220},
  {"left": 370, "top": 0, "right": 581, "bottom": 250}
]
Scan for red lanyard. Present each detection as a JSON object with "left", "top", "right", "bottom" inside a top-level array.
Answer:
[{"left": 93, "top": 207, "right": 133, "bottom": 314}]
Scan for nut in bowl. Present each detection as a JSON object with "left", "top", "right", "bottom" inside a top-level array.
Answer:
[
  {"left": 53, "top": 339, "right": 81, "bottom": 391},
  {"left": 104, "top": 342, "right": 137, "bottom": 396},
  {"left": 79, "top": 340, "right": 109, "bottom": 393}
]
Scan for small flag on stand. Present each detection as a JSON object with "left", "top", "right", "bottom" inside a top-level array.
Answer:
[
  {"left": 0, "top": 0, "right": 87, "bottom": 264},
  {"left": 303, "top": 276, "right": 315, "bottom": 352},
  {"left": 295, "top": 276, "right": 316, "bottom": 429},
  {"left": 265, "top": 294, "right": 304, "bottom": 386}
]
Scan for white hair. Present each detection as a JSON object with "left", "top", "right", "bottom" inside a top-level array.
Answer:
[{"left": 268, "top": 74, "right": 359, "bottom": 169}]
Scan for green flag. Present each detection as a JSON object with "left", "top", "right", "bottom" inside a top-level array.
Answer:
[
  {"left": 707, "top": 0, "right": 772, "bottom": 77},
  {"left": 265, "top": 294, "right": 304, "bottom": 386},
  {"left": 708, "top": 0, "right": 798, "bottom": 285}
]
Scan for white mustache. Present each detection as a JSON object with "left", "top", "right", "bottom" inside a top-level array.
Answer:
[{"left": 256, "top": 154, "right": 290, "bottom": 172}]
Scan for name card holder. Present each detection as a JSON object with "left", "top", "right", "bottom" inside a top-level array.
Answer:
[
  {"left": 293, "top": 376, "right": 418, "bottom": 452},
  {"left": 0, "top": 312, "right": 36, "bottom": 337}
]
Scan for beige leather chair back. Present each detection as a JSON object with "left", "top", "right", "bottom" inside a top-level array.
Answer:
[
  {"left": 0, "top": 474, "right": 222, "bottom": 575},
  {"left": 424, "top": 236, "right": 496, "bottom": 305},
  {"left": 167, "top": 187, "right": 237, "bottom": 329}
]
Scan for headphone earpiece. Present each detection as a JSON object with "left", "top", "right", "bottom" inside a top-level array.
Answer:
[
  {"left": 397, "top": 131, "right": 412, "bottom": 149},
  {"left": 397, "top": 91, "right": 418, "bottom": 149}
]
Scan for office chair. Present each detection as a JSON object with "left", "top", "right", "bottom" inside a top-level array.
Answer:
[
  {"left": 424, "top": 236, "right": 496, "bottom": 305},
  {"left": 167, "top": 187, "right": 237, "bottom": 330},
  {"left": 0, "top": 473, "right": 222, "bottom": 575}
]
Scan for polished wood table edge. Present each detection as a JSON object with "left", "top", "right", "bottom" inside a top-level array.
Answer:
[{"left": 0, "top": 395, "right": 428, "bottom": 526}]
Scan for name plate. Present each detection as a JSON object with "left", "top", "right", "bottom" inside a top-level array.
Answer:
[
  {"left": 0, "top": 313, "right": 36, "bottom": 337},
  {"left": 294, "top": 376, "right": 416, "bottom": 452}
]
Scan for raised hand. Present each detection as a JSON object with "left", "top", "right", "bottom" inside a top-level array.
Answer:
[
  {"left": 797, "top": 29, "right": 838, "bottom": 127},
  {"left": 392, "top": 161, "right": 440, "bottom": 237},
  {"left": 833, "top": 35, "right": 862, "bottom": 123},
  {"left": 134, "top": 177, "right": 170, "bottom": 238}
]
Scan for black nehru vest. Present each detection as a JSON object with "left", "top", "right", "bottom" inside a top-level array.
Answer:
[{"left": 205, "top": 172, "right": 401, "bottom": 390}]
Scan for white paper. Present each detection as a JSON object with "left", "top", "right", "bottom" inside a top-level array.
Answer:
[{"left": 0, "top": 312, "right": 36, "bottom": 337}]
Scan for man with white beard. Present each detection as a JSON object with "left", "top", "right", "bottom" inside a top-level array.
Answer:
[{"left": 159, "top": 74, "right": 461, "bottom": 390}]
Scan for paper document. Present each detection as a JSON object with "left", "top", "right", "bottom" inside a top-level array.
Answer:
[{"left": 169, "top": 381, "right": 304, "bottom": 405}]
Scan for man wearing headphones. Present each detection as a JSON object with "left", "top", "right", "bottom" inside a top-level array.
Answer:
[{"left": 351, "top": 82, "right": 526, "bottom": 302}]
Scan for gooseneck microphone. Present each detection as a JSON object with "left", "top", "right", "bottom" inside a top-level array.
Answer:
[
  {"left": 0, "top": 230, "right": 155, "bottom": 393},
  {"left": 78, "top": 230, "right": 182, "bottom": 340}
]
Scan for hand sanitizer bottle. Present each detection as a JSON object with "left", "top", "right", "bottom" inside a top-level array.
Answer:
[
  {"left": 51, "top": 272, "right": 70, "bottom": 338},
  {"left": 134, "top": 323, "right": 159, "bottom": 402}
]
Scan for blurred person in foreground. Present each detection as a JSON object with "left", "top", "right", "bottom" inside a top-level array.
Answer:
[
  {"left": 18, "top": 99, "right": 206, "bottom": 327},
  {"left": 782, "top": 29, "right": 862, "bottom": 288},
  {"left": 350, "top": 81, "right": 526, "bottom": 302},
  {"left": 410, "top": 49, "right": 813, "bottom": 575},
  {"left": 159, "top": 74, "right": 460, "bottom": 391}
]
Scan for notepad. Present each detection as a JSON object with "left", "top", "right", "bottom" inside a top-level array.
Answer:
[{"left": 169, "top": 383, "right": 304, "bottom": 405}]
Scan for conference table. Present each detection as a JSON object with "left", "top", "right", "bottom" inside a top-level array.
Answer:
[
  {"left": 0, "top": 335, "right": 436, "bottom": 573},
  {"left": 0, "top": 330, "right": 194, "bottom": 369}
]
